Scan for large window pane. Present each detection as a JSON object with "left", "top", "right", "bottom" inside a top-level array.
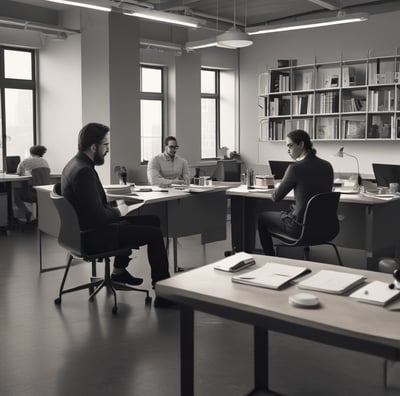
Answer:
[
  {"left": 5, "top": 89, "right": 34, "bottom": 158},
  {"left": 201, "top": 98, "right": 216, "bottom": 158},
  {"left": 201, "top": 70, "right": 216, "bottom": 94},
  {"left": 4, "top": 50, "right": 32, "bottom": 80},
  {"left": 141, "top": 67, "right": 162, "bottom": 93},
  {"left": 141, "top": 100, "right": 162, "bottom": 162}
]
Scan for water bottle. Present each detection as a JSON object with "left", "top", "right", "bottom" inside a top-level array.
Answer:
[{"left": 246, "top": 169, "right": 254, "bottom": 188}]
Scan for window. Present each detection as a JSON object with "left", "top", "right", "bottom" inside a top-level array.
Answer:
[
  {"left": 140, "top": 65, "right": 164, "bottom": 164},
  {"left": 0, "top": 47, "right": 36, "bottom": 172},
  {"left": 201, "top": 69, "right": 219, "bottom": 159}
]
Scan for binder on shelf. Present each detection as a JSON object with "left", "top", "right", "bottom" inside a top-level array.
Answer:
[
  {"left": 349, "top": 280, "right": 400, "bottom": 306},
  {"left": 232, "top": 262, "right": 310, "bottom": 290},
  {"left": 297, "top": 270, "right": 366, "bottom": 294}
]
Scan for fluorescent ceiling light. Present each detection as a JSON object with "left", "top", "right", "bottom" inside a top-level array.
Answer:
[
  {"left": 124, "top": 9, "right": 199, "bottom": 28},
  {"left": 140, "top": 39, "right": 182, "bottom": 51},
  {"left": 42, "top": 0, "right": 111, "bottom": 12},
  {"left": 217, "top": 27, "right": 253, "bottom": 48},
  {"left": 186, "top": 38, "right": 217, "bottom": 50},
  {"left": 248, "top": 13, "right": 368, "bottom": 35}
]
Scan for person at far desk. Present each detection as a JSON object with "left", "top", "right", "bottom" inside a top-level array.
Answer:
[
  {"left": 258, "top": 129, "right": 333, "bottom": 256},
  {"left": 147, "top": 136, "right": 190, "bottom": 187},
  {"left": 14, "top": 145, "right": 50, "bottom": 223},
  {"left": 62, "top": 123, "right": 173, "bottom": 308}
]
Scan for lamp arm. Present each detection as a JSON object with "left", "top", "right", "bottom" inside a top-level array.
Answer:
[{"left": 343, "top": 152, "right": 362, "bottom": 185}]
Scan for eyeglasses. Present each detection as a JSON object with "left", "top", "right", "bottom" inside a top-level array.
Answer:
[{"left": 167, "top": 145, "right": 179, "bottom": 150}]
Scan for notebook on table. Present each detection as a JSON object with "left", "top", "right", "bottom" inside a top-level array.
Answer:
[
  {"left": 349, "top": 280, "right": 400, "bottom": 306},
  {"left": 232, "top": 262, "right": 310, "bottom": 290},
  {"left": 297, "top": 270, "right": 366, "bottom": 295}
]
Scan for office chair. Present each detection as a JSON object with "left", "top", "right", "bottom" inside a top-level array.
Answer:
[
  {"left": 51, "top": 184, "right": 151, "bottom": 314},
  {"left": 270, "top": 192, "right": 343, "bottom": 266}
]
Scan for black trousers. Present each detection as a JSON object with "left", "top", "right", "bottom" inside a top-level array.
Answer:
[
  {"left": 113, "top": 214, "right": 170, "bottom": 283},
  {"left": 258, "top": 211, "right": 301, "bottom": 256}
]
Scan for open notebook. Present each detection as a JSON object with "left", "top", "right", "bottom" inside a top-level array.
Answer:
[{"left": 232, "top": 262, "right": 310, "bottom": 290}]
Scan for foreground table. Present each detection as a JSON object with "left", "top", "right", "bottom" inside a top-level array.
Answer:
[{"left": 156, "top": 254, "right": 400, "bottom": 395}]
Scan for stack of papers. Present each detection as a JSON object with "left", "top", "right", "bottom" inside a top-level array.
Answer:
[
  {"left": 232, "top": 262, "right": 310, "bottom": 290},
  {"left": 214, "top": 252, "right": 256, "bottom": 273},
  {"left": 349, "top": 280, "right": 400, "bottom": 306},
  {"left": 298, "top": 270, "right": 366, "bottom": 295}
]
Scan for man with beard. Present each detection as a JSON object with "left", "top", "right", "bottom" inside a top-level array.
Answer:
[{"left": 61, "top": 122, "right": 172, "bottom": 307}]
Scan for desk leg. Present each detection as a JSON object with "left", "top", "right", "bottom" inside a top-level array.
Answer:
[
  {"left": 180, "top": 306, "right": 194, "bottom": 396},
  {"left": 5, "top": 181, "right": 13, "bottom": 229},
  {"left": 247, "top": 327, "right": 280, "bottom": 395}
]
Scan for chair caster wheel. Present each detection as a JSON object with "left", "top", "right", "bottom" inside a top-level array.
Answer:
[
  {"left": 112, "top": 306, "right": 118, "bottom": 315},
  {"left": 54, "top": 297, "right": 61, "bottom": 305},
  {"left": 145, "top": 296, "right": 152, "bottom": 304}
]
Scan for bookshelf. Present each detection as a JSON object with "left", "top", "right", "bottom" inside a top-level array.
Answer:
[{"left": 258, "top": 52, "right": 400, "bottom": 142}]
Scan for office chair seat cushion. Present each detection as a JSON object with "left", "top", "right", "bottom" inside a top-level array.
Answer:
[{"left": 270, "top": 230, "right": 299, "bottom": 244}]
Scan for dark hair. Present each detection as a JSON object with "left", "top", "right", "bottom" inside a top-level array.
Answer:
[
  {"left": 78, "top": 123, "right": 109, "bottom": 152},
  {"left": 287, "top": 129, "right": 316, "bottom": 155},
  {"left": 30, "top": 145, "right": 47, "bottom": 157},
  {"left": 164, "top": 136, "right": 177, "bottom": 146}
]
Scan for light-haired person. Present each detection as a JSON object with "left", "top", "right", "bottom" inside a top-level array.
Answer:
[{"left": 147, "top": 136, "right": 190, "bottom": 187}]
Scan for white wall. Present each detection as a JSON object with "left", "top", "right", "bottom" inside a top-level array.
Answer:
[{"left": 239, "top": 11, "right": 400, "bottom": 175}]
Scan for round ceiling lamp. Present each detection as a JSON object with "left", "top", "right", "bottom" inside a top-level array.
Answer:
[
  {"left": 217, "top": 27, "right": 253, "bottom": 48},
  {"left": 216, "top": 0, "right": 253, "bottom": 49}
]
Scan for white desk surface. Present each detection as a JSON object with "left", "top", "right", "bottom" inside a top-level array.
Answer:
[
  {"left": 157, "top": 254, "right": 400, "bottom": 348},
  {"left": 226, "top": 185, "right": 400, "bottom": 205},
  {"left": 35, "top": 184, "right": 230, "bottom": 205},
  {"left": 0, "top": 174, "right": 31, "bottom": 181}
]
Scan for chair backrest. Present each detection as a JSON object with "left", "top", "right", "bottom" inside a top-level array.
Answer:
[
  {"left": 50, "top": 187, "right": 82, "bottom": 257},
  {"left": 5, "top": 156, "right": 20, "bottom": 174},
  {"left": 297, "top": 192, "right": 340, "bottom": 246},
  {"left": 31, "top": 167, "right": 51, "bottom": 186}
]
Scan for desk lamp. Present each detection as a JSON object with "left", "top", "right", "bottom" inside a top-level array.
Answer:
[{"left": 335, "top": 147, "right": 363, "bottom": 189}]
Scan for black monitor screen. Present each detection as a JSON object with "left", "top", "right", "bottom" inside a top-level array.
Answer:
[
  {"left": 268, "top": 160, "right": 292, "bottom": 180},
  {"left": 5, "top": 156, "right": 21, "bottom": 174},
  {"left": 372, "top": 163, "right": 400, "bottom": 187}
]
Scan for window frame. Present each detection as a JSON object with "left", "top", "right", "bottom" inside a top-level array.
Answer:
[
  {"left": 201, "top": 68, "right": 220, "bottom": 160},
  {"left": 140, "top": 64, "right": 166, "bottom": 165},
  {"left": 0, "top": 46, "right": 37, "bottom": 171}
]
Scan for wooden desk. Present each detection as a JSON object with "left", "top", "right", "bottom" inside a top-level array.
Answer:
[
  {"left": 156, "top": 255, "right": 400, "bottom": 395},
  {"left": 227, "top": 186, "right": 400, "bottom": 271},
  {"left": 35, "top": 185, "right": 227, "bottom": 273}
]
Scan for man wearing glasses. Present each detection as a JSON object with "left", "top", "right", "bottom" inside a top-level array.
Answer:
[{"left": 147, "top": 136, "right": 190, "bottom": 187}]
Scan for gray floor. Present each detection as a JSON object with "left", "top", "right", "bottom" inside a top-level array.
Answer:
[{"left": 0, "top": 224, "right": 398, "bottom": 396}]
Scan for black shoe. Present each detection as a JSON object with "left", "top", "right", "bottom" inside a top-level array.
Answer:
[
  {"left": 111, "top": 270, "right": 143, "bottom": 286},
  {"left": 154, "top": 296, "right": 177, "bottom": 308}
]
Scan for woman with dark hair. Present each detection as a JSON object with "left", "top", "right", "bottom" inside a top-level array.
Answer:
[{"left": 258, "top": 129, "right": 334, "bottom": 256}]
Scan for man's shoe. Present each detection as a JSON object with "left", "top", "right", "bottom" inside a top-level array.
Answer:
[
  {"left": 111, "top": 270, "right": 143, "bottom": 286},
  {"left": 154, "top": 296, "right": 177, "bottom": 308}
]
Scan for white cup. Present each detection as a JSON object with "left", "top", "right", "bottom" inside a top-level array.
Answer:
[{"left": 389, "top": 183, "right": 399, "bottom": 193}]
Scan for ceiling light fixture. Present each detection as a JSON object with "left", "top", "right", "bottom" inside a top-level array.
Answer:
[
  {"left": 123, "top": 9, "right": 199, "bottom": 28},
  {"left": 42, "top": 0, "right": 111, "bottom": 12},
  {"left": 248, "top": 12, "right": 368, "bottom": 35},
  {"left": 186, "top": 38, "right": 218, "bottom": 50},
  {"left": 216, "top": 0, "right": 253, "bottom": 49}
]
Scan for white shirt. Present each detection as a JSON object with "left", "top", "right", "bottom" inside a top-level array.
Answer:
[
  {"left": 16, "top": 156, "right": 50, "bottom": 176},
  {"left": 147, "top": 152, "right": 190, "bottom": 186}
]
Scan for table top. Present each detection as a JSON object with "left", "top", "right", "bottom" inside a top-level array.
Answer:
[
  {"left": 0, "top": 173, "right": 31, "bottom": 181},
  {"left": 226, "top": 185, "right": 400, "bottom": 205},
  {"left": 156, "top": 254, "right": 400, "bottom": 349}
]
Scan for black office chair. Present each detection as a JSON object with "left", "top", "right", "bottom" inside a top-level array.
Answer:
[
  {"left": 270, "top": 192, "right": 343, "bottom": 266},
  {"left": 51, "top": 184, "right": 151, "bottom": 314}
]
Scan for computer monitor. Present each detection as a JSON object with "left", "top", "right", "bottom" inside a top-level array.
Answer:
[
  {"left": 268, "top": 160, "right": 292, "bottom": 180},
  {"left": 5, "top": 156, "right": 21, "bottom": 174},
  {"left": 372, "top": 163, "right": 400, "bottom": 187}
]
